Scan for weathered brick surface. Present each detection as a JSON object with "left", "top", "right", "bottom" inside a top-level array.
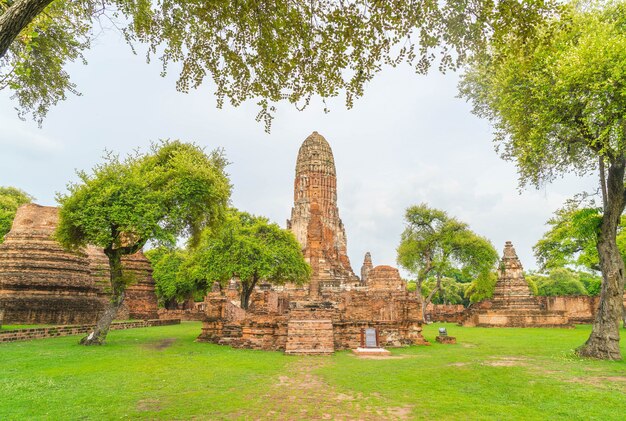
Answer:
[
  {"left": 0, "top": 204, "right": 105, "bottom": 325},
  {"left": 285, "top": 319, "right": 334, "bottom": 355},
  {"left": 461, "top": 242, "right": 571, "bottom": 328},
  {"left": 286, "top": 132, "right": 359, "bottom": 295},
  {"left": 0, "top": 204, "right": 159, "bottom": 325},
  {"left": 425, "top": 304, "right": 465, "bottom": 323},
  {"left": 0, "top": 319, "right": 180, "bottom": 343}
]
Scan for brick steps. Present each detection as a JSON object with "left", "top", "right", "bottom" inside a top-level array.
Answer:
[{"left": 285, "top": 319, "right": 334, "bottom": 355}]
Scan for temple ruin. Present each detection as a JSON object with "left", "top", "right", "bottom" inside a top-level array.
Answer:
[
  {"left": 286, "top": 131, "right": 359, "bottom": 294},
  {"left": 198, "top": 132, "right": 427, "bottom": 354},
  {"left": 461, "top": 241, "right": 571, "bottom": 327},
  {"left": 0, "top": 204, "right": 158, "bottom": 324}
]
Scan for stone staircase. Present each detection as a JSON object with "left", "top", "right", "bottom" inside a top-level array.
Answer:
[
  {"left": 217, "top": 324, "right": 243, "bottom": 346},
  {"left": 285, "top": 319, "right": 334, "bottom": 355}
]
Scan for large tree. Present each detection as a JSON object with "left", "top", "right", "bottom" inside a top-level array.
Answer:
[
  {"left": 56, "top": 140, "right": 231, "bottom": 345},
  {"left": 397, "top": 203, "right": 498, "bottom": 320},
  {"left": 182, "top": 209, "right": 310, "bottom": 310},
  {"left": 460, "top": 2, "right": 626, "bottom": 359},
  {"left": 0, "top": 185, "right": 32, "bottom": 242},
  {"left": 0, "top": 0, "right": 559, "bottom": 128}
]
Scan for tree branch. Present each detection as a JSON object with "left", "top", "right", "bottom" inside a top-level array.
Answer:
[{"left": 0, "top": 0, "right": 54, "bottom": 59}]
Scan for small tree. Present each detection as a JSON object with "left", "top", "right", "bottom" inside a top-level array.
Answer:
[
  {"left": 183, "top": 210, "right": 310, "bottom": 310},
  {"left": 397, "top": 204, "right": 498, "bottom": 320},
  {"left": 0, "top": 186, "right": 33, "bottom": 242},
  {"left": 56, "top": 140, "right": 231, "bottom": 345}
]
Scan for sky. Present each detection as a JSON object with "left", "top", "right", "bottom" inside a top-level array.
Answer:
[{"left": 0, "top": 29, "right": 598, "bottom": 277}]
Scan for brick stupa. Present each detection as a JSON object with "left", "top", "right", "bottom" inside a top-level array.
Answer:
[
  {"left": 0, "top": 204, "right": 158, "bottom": 325},
  {"left": 287, "top": 132, "right": 358, "bottom": 295},
  {"left": 0, "top": 204, "right": 105, "bottom": 324},
  {"left": 462, "top": 241, "right": 571, "bottom": 327}
]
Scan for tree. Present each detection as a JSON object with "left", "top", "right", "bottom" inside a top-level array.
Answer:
[
  {"left": 527, "top": 268, "right": 589, "bottom": 297},
  {"left": 0, "top": 185, "right": 32, "bottom": 242},
  {"left": 534, "top": 199, "right": 626, "bottom": 272},
  {"left": 183, "top": 209, "right": 310, "bottom": 310},
  {"left": 0, "top": 0, "right": 560, "bottom": 128},
  {"left": 397, "top": 203, "right": 498, "bottom": 320},
  {"left": 460, "top": 2, "right": 626, "bottom": 360},
  {"left": 422, "top": 277, "right": 466, "bottom": 306},
  {"left": 56, "top": 140, "right": 231, "bottom": 345},
  {"left": 464, "top": 271, "right": 498, "bottom": 304},
  {"left": 146, "top": 247, "right": 201, "bottom": 309}
]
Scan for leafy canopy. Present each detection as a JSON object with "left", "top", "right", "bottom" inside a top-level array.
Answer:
[
  {"left": 56, "top": 140, "right": 231, "bottom": 254},
  {"left": 527, "top": 268, "right": 592, "bottom": 296},
  {"left": 1, "top": 0, "right": 560, "bottom": 129},
  {"left": 460, "top": 1, "right": 626, "bottom": 187},
  {"left": 397, "top": 203, "right": 498, "bottom": 305},
  {"left": 145, "top": 247, "right": 199, "bottom": 306},
  {"left": 0, "top": 186, "right": 33, "bottom": 242},
  {"left": 534, "top": 198, "right": 626, "bottom": 272},
  {"left": 182, "top": 209, "right": 310, "bottom": 308}
]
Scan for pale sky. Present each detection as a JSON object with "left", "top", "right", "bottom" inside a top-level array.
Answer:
[{"left": 0, "top": 29, "right": 598, "bottom": 277}]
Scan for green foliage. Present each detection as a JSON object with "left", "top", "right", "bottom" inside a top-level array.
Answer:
[
  {"left": 464, "top": 271, "right": 498, "bottom": 304},
  {"left": 55, "top": 140, "right": 230, "bottom": 342},
  {"left": 146, "top": 247, "right": 198, "bottom": 307},
  {"left": 1, "top": 0, "right": 560, "bottom": 128},
  {"left": 56, "top": 140, "right": 231, "bottom": 252},
  {"left": 422, "top": 277, "right": 466, "bottom": 305},
  {"left": 527, "top": 268, "right": 590, "bottom": 297},
  {"left": 460, "top": 2, "right": 626, "bottom": 187},
  {"left": 535, "top": 199, "right": 626, "bottom": 273},
  {"left": 183, "top": 209, "right": 310, "bottom": 309},
  {"left": 0, "top": 186, "right": 33, "bottom": 243},
  {"left": 397, "top": 203, "right": 498, "bottom": 308}
]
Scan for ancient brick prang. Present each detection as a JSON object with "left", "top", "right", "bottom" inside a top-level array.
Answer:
[
  {"left": 0, "top": 204, "right": 105, "bottom": 324},
  {"left": 287, "top": 132, "right": 358, "bottom": 295}
]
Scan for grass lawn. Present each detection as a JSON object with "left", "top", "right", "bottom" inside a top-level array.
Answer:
[{"left": 0, "top": 322, "right": 624, "bottom": 420}]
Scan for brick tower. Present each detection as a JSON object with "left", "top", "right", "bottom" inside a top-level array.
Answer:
[{"left": 287, "top": 132, "right": 357, "bottom": 295}]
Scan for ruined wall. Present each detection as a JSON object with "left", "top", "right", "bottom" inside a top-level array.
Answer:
[{"left": 425, "top": 304, "right": 465, "bottom": 323}]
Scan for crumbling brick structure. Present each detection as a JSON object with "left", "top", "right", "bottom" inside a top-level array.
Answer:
[
  {"left": 461, "top": 242, "right": 571, "bottom": 327},
  {"left": 0, "top": 204, "right": 158, "bottom": 324},
  {"left": 198, "top": 133, "right": 428, "bottom": 354}
]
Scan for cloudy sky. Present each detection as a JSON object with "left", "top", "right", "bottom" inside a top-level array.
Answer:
[{"left": 0, "top": 29, "right": 598, "bottom": 276}]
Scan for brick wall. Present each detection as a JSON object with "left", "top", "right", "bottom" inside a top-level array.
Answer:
[{"left": 0, "top": 319, "right": 180, "bottom": 343}]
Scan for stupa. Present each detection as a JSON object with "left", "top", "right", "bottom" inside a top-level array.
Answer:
[
  {"left": 462, "top": 241, "right": 571, "bottom": 327},
  {"left": 0, "top": 204, "right": 105, "bottom": 324}
]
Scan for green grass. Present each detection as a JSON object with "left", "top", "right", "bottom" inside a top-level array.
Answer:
[
  {"left": 0, "top": 324, "right": 53, "bottom": 330},
  {"left": 0, "top": 322, "right": 624, "bottom": 420}
]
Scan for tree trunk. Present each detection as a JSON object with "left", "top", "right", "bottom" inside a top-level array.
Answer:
[
  {"left": 240, "top": 276, "right": 258, "bottom": 310},
  {"left": 577, "top": 157, "right": 626, "bottom": 360},
  {"left": 80, "top": 250, "right": 126, "bottom": 345},
  {"left": 0, "top": 0, "right": 54, "bottom": 59},
  {"left": 421, "top": 276, "right": 442, "bottom": 323}
]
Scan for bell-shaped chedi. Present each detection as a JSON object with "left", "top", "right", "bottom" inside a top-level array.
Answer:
[
  {"left": 367, "top": 265, "right": 406, "bottom": 292},
  {"left": 0, "top": 204, "right": 105, "bottom": 324},
  {"left": 287, "top": 132, "right": 358, "bottom": 295}
]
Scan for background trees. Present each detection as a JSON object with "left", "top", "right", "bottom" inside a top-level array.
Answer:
[
  {"left": 182, "top": 209, "right": 310, "bottom": 310},
  {"left": 0, "top": 185, "right": 32, "bottom": 242},
  {"left": 397, "top": 203, "right": 498, "bottom": 319},
  {"left": 461, "top": 2, "right": 626, "bottom": 360},
  {"left": 56, "top": 140, "right": 231, "bottom": 345}
]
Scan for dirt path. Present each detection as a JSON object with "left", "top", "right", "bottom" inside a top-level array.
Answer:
[{"left": 240, "top": 357, "right": 413, "bottom": 420}]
